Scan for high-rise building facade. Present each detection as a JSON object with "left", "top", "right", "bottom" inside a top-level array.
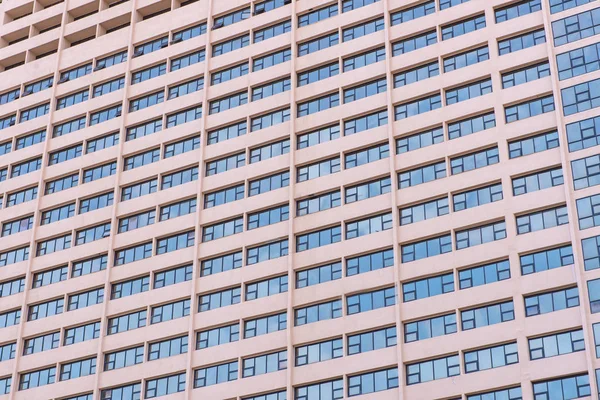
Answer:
[{"left": 2, "top": 0, "right": 600, "bottom": 399}]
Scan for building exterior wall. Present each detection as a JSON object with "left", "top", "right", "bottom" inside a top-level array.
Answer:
[{"left": 0, "top": 0, "right": 600, "bottom": 399}]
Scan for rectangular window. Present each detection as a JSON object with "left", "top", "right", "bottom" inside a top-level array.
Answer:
[
  {"left": 254, "top": 20, "right": 291, "bottom": 43},
  {"left": 11, "top": 157, "right": 42, "bottom": 177},
  {"left": 533, "top": 375, "right": 590, "bottom": 399},
  {"left": 161, "top": 166, "right": 198, "bottom": 189},
  {"left": 296, "top": 190, "right": 340, "bottom": 216},
  {"left": 101, "top": 383, "right": 142, "bottom": 400},
  {"left": 299, "top": 4, "right": 337, "bottom": 26},
  {"left": 18, "top": 366, "right": 56, "bottom": 390},
  {"left": 296, "top": 338, "right": 342, "bottom": 366},
  {"left": 396, "top": 127, "right": 443, "bottom": 154},
  {"left": 461, "top": 301, "right": 515, "bottom": 330},
  {"left": 201, "top": 252, "right": 242, "bottom": 276},
  {"left": 96, "top": 50, "right": 128, "bottom": 70},
  {"left": 167, "top": 77, "right": 204, "bottom": 100},
  {"left": 60, "top": 357, "right": 96, "bottom": 381},
  {"left": 589, "top": 278, "right": 600, "bottom": 313},
  {"left": 170, "top": 50, "right": 206, "bottom": 71},
  {"left": 166, "top": 106, "right": 202, "bottom": 128},
  {"left": 295, "top": 299, "right": 342, "bottom": 326},
  {"left": 68, "top": 287, "right": 103, "bottom": 310},
  {"left": 79, "top": 192, "right": 113, "bottom": 214},
  {"left": 295, "top": 379, "right": 343, "bottom": 400},
  {"left": 344, "top": 78, "right": 386, "bottom": 104},
  {"left": 391, "top": 1, "right": 434, "bottom": 25},
  {"left": 563, "top": 77, "right": 600, "bottom": 116},
  {"left": 64, "top": 321, "right": 100, "bottom": 345},
  {"left": 442, "top": 15, "right": 486, "bottom": 41},
  {"left": 343, "top": 47, "right": 385, "bottom": 72},
  {"left": 346, "top": 213, "right": 392, "bottom": 239},
  {"left": 114, "top": 242, "right": 152, "bottom": 266},
  {"left": 347, "top": 287, "right": 395, "bottom": 315},
  {"left": 107, "top": 310, "right": 147, "bottom": 335},
  {"left": 398, "top": 161, "right": 446, "bottom": 188},
  {"left": 126, "top": 119, "right": 162, "bottom": 141},
  {"left": 111, "top": 276, "right": 149, "bottom": 299},
  {"left": 502, "top": 61, "right": 550, "bottom": 89},
  {"left": 249, "top": 170, "right": 289, "bottom": 196},
  {"left": 207, "top": 121, "right": 246, "bottom": 145},
  {"left": 455, "top": 220, "right": 507, "bottom": 250},
  {"left": 249, "top": 139, "right": 289, "bottom": 163},
  {"left": 522, "top": 245, "right": 574, "bottom": 275},
  {"left": 392, "top": 30, "right": 437, "bottom": 56},
  {"left": 342, "top": 0, "right": 379, "bottom": 12},
  {"left": 464, "top": 342, "right": 519, "bottom": 373},
  {"left": 0, "top": 277, "right": 24, "bottom": 297},
  {"left": 0, "top": 114, "right": 15, "bottom": 131},
  {"left": 459, "top": 259, "right": 510, "bottom": 289},
  {"left": 213, "top": 34, "right": 250, "bottom": 57},
  {"left": 202, "top": 217, "right": 243, "bottom": 242},
  {"left": 450, "top": 147, "right": 499, "bottom": 175},
  {"left": 573, "top": 153, "right": 600, "bottom": 190},
  {"left": 395, "top": 93, "right": 441, "bottom": 120},
  {"left": 247, "top": 204, "right": 289, "bottom": 230},
  {"left": 211, "top": 62, "right": 248, "bottom": 85},
  {"left": 89, "top": 104, "right": 122, "bottom": 126},
  {"left": 406, "top": 355, "right": 460, "bottom": 385},
  {"left": 453, "top": 183, "right": 503, "bottom": 211},
  {"left": 405, "top": 314, "right": 456, "bottom": 343},
  {"left": 469, "top": 387, "right": 522, "bottom": 400},
  {"left": 197, "top": 323, "right": 239, "bottom": 349},
  {"left": 343, "top": 18, "right": 384, "bottom": 42},
  {"left": 0, "top": 342, "right": 15, "bottom": 361},
  {"left": 557, "top": 42, "right": 600, "bottom": 81},
  {"left": 549, "top": 0, "right": 594, "bottom": 14},
  {"left": 242, "top": 350, "right": 287, "bottom": 377},
  {"left": 400, "top": 197, "right": 449, "bottom": 225},
  {"left": 104, "top": 346, "right": 144, "bottom": 371},
  {"left": 56, "top": 90, "right": 88, "bottom": 110},
  {"left": 193, "top": 361, "right": 238, "bottom": 387},
  {"left": 72, "top": 254, "right": 107, "bottom": 278},
  {"left": 446, "top": 78, "right": 492, "bottom": 105},
  {"left": 499, "top": 28, "right": 546, "bottom": 55},
  {"left": 92, "top": 77, "right": 125, "bottom": 98},
  {"left": 75, "top": 222, "right": 111, "bottom": 245},
  {"left": 348, "top": 326, "right": 396, "bottom": 356},
  {"left": 298, "top": 124, "right": 340, "bottom": 148},
  {"left": 204, "top": 185, "right": 243, "bottom": 209},
  {"left": 246, "top": 275, "right": 288, "bottom": 301},
  {"left": 296, "top": 262, "right": 341, "bottom": 289},
  {"left": 594, "top": 323, "right": 600, "bottom": 357},
  {"left": 129, "top": 91, "right": 163, "bottom": 112},
  {"left": 448, "top": 112, "right": 496, "bottom": 139},
  {"left": 0, "top": 88, "right": 19, "bottom": 106},
  {"left": 345, "top": 143, "right": 389, "bottom": 169},
  {"left": 131, "top": 63, "right": 167, "bottom": 84},
  {"left": 156, "top": 230, "right": 195, "bottom": 254},
  {"left": 53, "top": 116, "right": 86, "bottom": 137},
  {"left": 145, "top": 372, "right": 185, "bottom": 398},
  {"left": 297, "top": 157, "right": 340, "bottom": 182},
  {"left": 60, "top": 63, "right": 92, "bottom": 82},
  {"left": 443, "top": 46, "right": 489, "bottom": 72},
  {"left": 86, "top": 132, "right": 119, "bottom": 154},
  {"left": 516, "top": 205, "right": 569, "bottom": 234},
  {"left": 154, "top": 264, "right": 192, "bottom": 289},
  {"left": 529, "top": 329, "right": 584, "bottom": 360},
  {"left": 553, "top": 7, "right": 600, "bottom": 46},
  {"left": 32, "top": 266, "right": 67, "bottom": 288},
  {"left": 209, "top": 91, "right": 247, "bottom": 114},
  {"left": 253, "top": 48, "right": 291, "bottom": 71},
  {"left": 250, "top": 107, "right": 290, "bottom": 131},
  {"left": 199, "top": 287, "right": 241, "bottom": 312},
  {"left": 121, "top": 179, "right": 158, "bottom": 201},
  {"left": 133, "top": 36, "right": 168, "bottom": 57},
  {"left": 213, "top": 7, "right": 250, "bottom": 29},
  {"left": 298, "top": 63, "right": 338, "bottom": 87},
  {"left": 36, "top": 234, "right": 71, "bottom": 256},
  {"left": 296, "top": 225, "right": 341, "bottom": 252},
  {"left": 246, "top": 239, "right": 289, "bottom": 265},
  {"left": 0, "top": 141, "right": 10, "bottom": 156},
  {"left": 244, "top": 312, "right": 287, "bottom": 338},
  {"left": 345, "top": 176, "right": 391, "bottom": 204},
  {"left": 2, "top": 215, "right": 33, "bottom": 236},
  {"left": 151, "top": 298, "right": 190, "bottom": 324},
  {"left": 49, "top": 144, "right": 82, "bottom": 165},
  {"left": 509, "top": 131, "right": 559, "bottom": 159},
  {"left": 402, "top": 273, "right": 454, "bottom": 302},
  {"left": 496, "top": 0, "right": 541, "bottom": 23},
  {"left": 513, "top": 167, "right": 563, "bottom": 196},
  {"left": 394, "top": 61, "right": 439, "bottom": 88},
  {"left": 0, "top": 309, "right": 20, "bottom": 328},
  {"left": 28, "top": 298, "right": 64, "bottom": 321},
  {"left": 82, "top": 161, "right": 116, "bottom": 183},
  {"left": 346, "top": 248, "right": 393, "bottom": 277},
  {"left": 297, "top": 92, "right": 339, "bottom": 117},
  {"left": 401, "top": 234, "right": 452, "bottom": 262},
  {"left": 298, "top": 33, "right": 339, "bottom": 57},
  {"left": 148, "top": 335, "right": 188, "bottom": 361},
  {"left": 525, "top": 286, "right": 579, "bottom": 316},
  {"left": 118, "top": 210, "right": 155, "bottom": 233},
  {"left": 16, "top": 130, "right": 46, "bottom": 149},
  {"left": 8, "top": 186, "right": 38, "bottom": 206},
  {"left": 20, "top": 103, "right": 50, "bottom": 122}
]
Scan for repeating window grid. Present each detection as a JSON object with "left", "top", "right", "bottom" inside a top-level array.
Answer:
[
  {"left": 196, "top": 323, "right": 239, "bottom": 349},
  {"left": 525, "top": 286, "right": 580, "bottom": 316},
  {"left": 441, "top": 14, "right": 486, "bottom": 41},
  {"left": 60, "top": 63, "right": 92, "bottom": 82},
  {"left": 459, "top": 260, "right": 511, "bottom": 289},
  {"left": 23, "top": 332, "right": 60, "bottom": 356},
  {"left": 85, "top": 132, "right": 118, "bottom": 155},
  {"left": 529, "top": 329, "right": 585, "bottom": 360},
  {"left": 0, "top": 248, "right": 29, "bottom": 268},
  {"left": 453, "top": 183, "right": 503, "bottom": 212},
  {"left": 103, "top": 345, "right": 144, "bottom": 371},
  {"left": 254, "top": 0, "right": 288, "bottom": 14},
  {"left": 394, "top": 61, "right": 439, "bottom": 88},
  {"left": 450, "top": 147, "right": 499, "bottom": 175},
  {"left": 23, "top": 76, "right": 54, "bottom": 96},
  {"left": 148, "top": 335, "right": 188, "bottom": 361},
  {"left": 167, "top": 77, "right": 204, "bottom": 100},
  {"left": 516, "top": 205, "right": 569, "bottom": 234},
  {"left": 92, "top": 77, "right": 125, "bottom": 98},
  {"left": 193, "top": 361, "right": 238, "bottom": 387},
  {"left": 533, "top": 375, "right": 591, "bottom": 399},
  {"left": 572, "top": 154, "right": 600, "bottom": 190},
  {"left": 406, "top": 355, "right": 460, "bottom": 385},
  {"left": 521, "top": 244, "right": 574, "bottom": 275},
  {"left": 201, "top": 252, "right": 243, "bottom": 276},
  {"left": 150, "top": 299, "right": 191, "bottom": 324},
  {"left": 243, "top": 390, "right": 287, "bottom": 400},
  {"left": 461, "top": 301, "right": 515, "bottom": 330},
  {"left": 566, "top": 115, "right": 600, "bottom": 152},
  {"left": 392, "top": 30, "right": 437, "bottom": 56},
  {"left": 396, "top": 127, "right": 444, "bottom": 153},
  {"left": 297, "top": 157, "right": 340, "bottom": 182},
  {"left": 400, "top": 197, "right": 449, "bottom": 225},
  {"left": 342, "top": 17, "right": 384, "bottom": 43},
  {"left": 455, "top": 220, "right": 507, "bottom": 250},
  {"left": 242, "top": 350, "right": 287, "bottom": 377},
  {"left": 107, "top": 310, "right": 147, "bottom": 335},
  {"left": 0, "top": 114, "right": 16, "bottom": 131},
  {"left": 64, "top": 321, "right": 101, "bottom": 345},
  {"left": 79, "top": 192, "right": 114, "bottom": 214},
  {"left": 206, "top": 153, "right": 245, "bottom": 176},
  {"left": 505, "top": 94, "right": 556, "bottom": 122},
  {"left": 96, "top": 50, "right": 128, "bottom": 69},
  {"left": 198, "top": 287, "right": 241, "bottom": 312},
  {"left": 296, "top": 190, "right": 341, "bottom": 217},
  {"left": 443, "top": 46, "right": 489, "bottom": 72},
  {"left": 244, "top": 312, "right": 287, "bottom": 338},
  {"left": 464, "top": 342, "right": 519, "bottom": 373},
  {"left": 345, "top": 176, "right": 391, "bottom": 204},
  {"left": 250, "top": 139, "right": 290, "bottom": 164},
  {"left": 402, "top": 273, "right": 454, "bottom": 302},
  {"left": 166, "top": 106, "right": 203, "bottom": 128},
  {"left": 134, "top": 36, "right": 168, "bottom": 57},
  {"left": 75, "top": 222, "right": 111, "bottom": 246},
  {"left": 295, "top": 299, "right": 342, "bottom": 326},
  {"left": 247, "top": 204, "right": 289, "bottom": 230},
  {"left": 252, "top": 48, "right": 291, "bottom": 71},
  {"left": 1, "top": 215, "right": 33, "bottom": 236},
  {"left": 347, "top": 367, "right": 399, "bottom": 396},
  {"left": 111, "top": 276, "right": 149, "bottom": 300},
  {"left": 509, "top": 130, "right": 559, "bottom": 159},
  {"left": 250, "top": 107, "right": 290, "bottom": 131},
  {"left": 398, "top": 161, "right": 446, "bottom": 188},
  {"left": 298, "top": 33, "right": 339, "bottom": 57},
  {"left": 498, "top": 29, "right": 546, "bottom": 55},
  {"left": 562, "top": 77, "right": 600, "bottom": 116},
  {"left": 404, "top": 314, "right": 456, "bottom": 343},
  {"left": 156, "top": 231, "right": 195, "bottom": 254},
  {"left": 394, "top": 93, "right": 442, "bottom": 120},
  {"left": 254, "top": 20, "right": 291, "bottom": 43},
  {"left": 440, "top": 0, "right": 469, "bottom": 9},
  {"left": 32, "top": 266, "right": 67, "bottom": 288},
  {"left": 246, "top": 275, "right": 288, "bottom": 301},
  {"left": 202, "top": 217, "right": 243, "bottom": 242},
  {"left": 82, "top": 161, "right": 117, "bottom": 183},
  {"left": 348, "top": 326, "right": 396, "bottom": 356}
]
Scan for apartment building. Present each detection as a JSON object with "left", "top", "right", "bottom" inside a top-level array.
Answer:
[{"left": 1, "top": 0, "right": 600, "bottom": 399}]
